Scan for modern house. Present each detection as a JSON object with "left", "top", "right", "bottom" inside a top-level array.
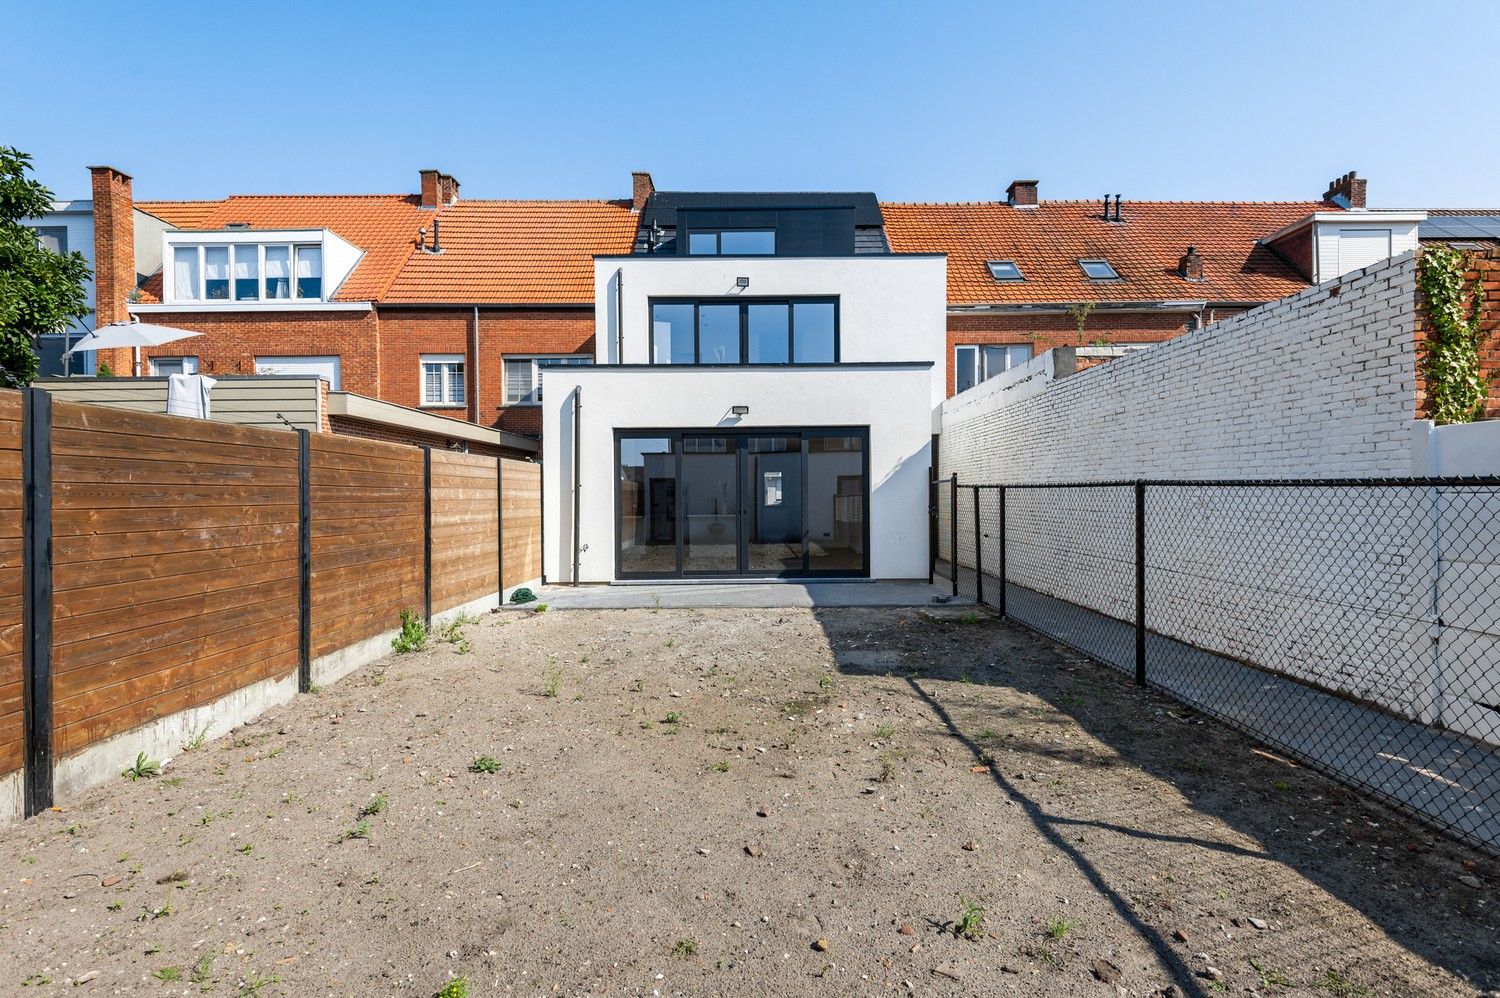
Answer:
[
  {"left": 541, "top": 191, "right": 946, "bottom": 582},
  {"left": 883, "top": 173, "right": 1426, "bottom": 396}
]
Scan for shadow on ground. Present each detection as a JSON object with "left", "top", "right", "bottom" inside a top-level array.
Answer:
[{"left": 814, "top": 607, "right": 1499, "bottom": 997}]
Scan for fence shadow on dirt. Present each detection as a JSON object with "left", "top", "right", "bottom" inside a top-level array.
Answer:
[{"left": 814, "top": 607, "right": 1500, "bottom": 996}]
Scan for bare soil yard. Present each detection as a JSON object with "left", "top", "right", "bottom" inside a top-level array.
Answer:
[{"left": 1, "top": 606, "right": 1495, "bottom": 997}]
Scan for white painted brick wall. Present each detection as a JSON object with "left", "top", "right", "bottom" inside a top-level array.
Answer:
[{"left": 936, "top": 252, "right": 1499, "bottom": 746}]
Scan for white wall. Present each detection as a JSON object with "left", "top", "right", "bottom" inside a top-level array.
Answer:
[
  {"left": 937, "top": 251, "right": 1499, "bottom": 747},
  {"left": 1315, "top": 217, "right": 1421, "bottom": 282},
  {"left": 939, "top": 252, "right": 1420, "bottom": 484},
  {"left": 1412, "top": 419, "right": 1500, "bottom": 476},
  {"left": 542, "top": 363, "right": 934, "bottom": 582},
  {"left": 595, "top": 255, "right": 949, "bottom": 417}
]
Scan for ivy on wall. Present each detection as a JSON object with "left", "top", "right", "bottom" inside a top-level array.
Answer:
[{"left": 1417, "top": 246, "right": 1490, "bottom": 424}]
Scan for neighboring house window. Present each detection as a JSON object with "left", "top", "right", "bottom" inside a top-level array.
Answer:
[
  {"left": 954, "top": 344, "right": 1032, "bottom": 393},
  {"left": 150, "top": 356, "right": 199, "bottom": 376},
  {"left": 687, "top": 230, "right": 775, "bottom": 255},
  {"left": 986, "top": 260, "right": 1023, "bottom": 281},
  {"left": 170, "top": 243, "right": 322, "bottom": 302},
  {"left": 1079, "top": 258, "right": 1120, "bottom": 281},
  {"left": 254, "top": 355, "right": 341, "bottom": 389},
  {"left": 504, "top": 355, "right": 592, "bottom": 405},
  {"left": 649, "top": 299, "right": 838, "bottom": 365},
  {"left": 31, "top": 226, "right": 68, "bottom": 254},
  {"left": 421, "top": 354, "right": 466, "bottom": 406}
]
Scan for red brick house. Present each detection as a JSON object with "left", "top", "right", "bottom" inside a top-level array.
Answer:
[
  {"left": 87, "top": 166, "right": 646, "bottom": 442},
  {"left": 882, "top": 174, "right": 1426, "bottom": 396}
]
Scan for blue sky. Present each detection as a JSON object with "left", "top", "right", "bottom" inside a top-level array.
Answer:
[{"left": 6, "top": 0, "right": 1496, "bottom": 207}]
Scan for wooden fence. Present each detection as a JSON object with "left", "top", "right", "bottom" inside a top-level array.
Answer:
[{"left": 1, "top": 388, "right": 541, "bottom": 821}]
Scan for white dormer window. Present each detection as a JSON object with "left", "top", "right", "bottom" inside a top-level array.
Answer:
[
  {"left": 171, "top": 242, "right": 324, "bottom": 302},
  {"left": 159, "top": 229, "right": 357, "bottom": 307}
]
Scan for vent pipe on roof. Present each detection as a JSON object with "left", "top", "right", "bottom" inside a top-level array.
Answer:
[
  {"left": 431, "top": 218, "right": 441, "bottom": 254},
  {"left": 1113, "top": 195, "right": 1122, "bottom": 223},
  {"left": 1101, "top": 195, "right": 1110, "bottom": 221}
]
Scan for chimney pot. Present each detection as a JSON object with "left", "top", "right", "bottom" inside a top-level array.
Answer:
[
  {"left": 1179, "top": 245, "right": 1205, "bottom": 282},
  {"left": 1006, "top": 179, "right": 1039, "bottom": 208},
  {"left": 1323, "top": 171, "right": 1367, "bottom": 209},
  {"left": 632, "top": 171, "right": 655, "bottom": 214},
  {"left": 419, "top": 169, "right": 442, "bottom": 209}
]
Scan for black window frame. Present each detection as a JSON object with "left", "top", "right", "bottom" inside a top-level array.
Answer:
[
  {"left": 648, "top": 297, "right": 840, "bottom": 367},
  {"left": 683, "top": 227, "right": 777, "bottom": 256},
  {"left": 614, "top": 426, "right": 871, "bottom": 580}
]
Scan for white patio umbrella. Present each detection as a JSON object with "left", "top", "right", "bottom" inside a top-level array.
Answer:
[{"left": 62, "top": 319, "right": 204, "bottom": 376}]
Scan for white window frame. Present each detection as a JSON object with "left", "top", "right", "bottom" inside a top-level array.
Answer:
[
  {"left": 504, "top": 354, "right": 593, "bottom": 406},
  {"left": 169, "top": 242, "right": 325, "bottom": 303},
  {"left": 149, "top": 356, "right": 199, "bottom": 376},
  {"left": 420, "top": 354, "right": 466, "bottom": 407},
  {"left": 954, "top": 343, "right": 1033, "bottom": 393}
]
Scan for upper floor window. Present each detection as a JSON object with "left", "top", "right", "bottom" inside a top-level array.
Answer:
[
  {"left": 986, "top": 260, "right": 1023, "bottom": 281},
  {"left": 504, "top": 355, "right": 592, "bottom": 405},
  {"left": 171, "top": 243, "right": 322, "bottom": 302},
  {"left": 650, "top": 299, "right": 837, "bottom": 366},
  {"left": 955, "top": 343, "right": 1032, "bottom": 393},
  {"left": 1078, "top": 258, "right": 1120, "bottom": 281},
  {"left": 421, "top": 354, "right": 465, "bottom": 406},
  {"left": 150, "top": 356, "right": 198, "bottom": 376},
  {"left": 687, "top": 230, "right": 776, "bottom": 255},
  {"left": 31, "top": 226, "right": 68, "bottom": 255}
]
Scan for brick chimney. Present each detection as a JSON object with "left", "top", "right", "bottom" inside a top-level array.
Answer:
[
  {"left": 1179, "top": 245, "right": 1205, "bottom": 282},
  {"left": 632, "top": 171, "right": 655, "bottom": 213},
  {"left": 1323, "top": 171, "right": 1367, "bottom": 209},
  {"left": 89, "top": 165, "right": 135, "bottom": 328},
  {"left": 419, "top": 169, "right": 442, "bottom": 208},
  {"left": 1006, "top": 179, "right": 1039, "bottom": 208},
  {"left": 438, "top": 173, "right": 460, "bottom": 205}
]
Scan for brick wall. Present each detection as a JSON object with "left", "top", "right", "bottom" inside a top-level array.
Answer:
[
  {"left": 939, "top": 252, "right": 1419, "bottom": 484},
  {"left": 944, "top": 308, "right": 1249, "bottom": 397},
  {"left": 132, "top": 310, "right": 382, "bottom": 393},
  {"left": 478, "top": 308, "right": 595, "bottom": 436},
  {"left": 1414, "top": 248, "right": 1500, "bottom": 421},
  {"left": 89, "top": 166, "right": 135, "bottom": 376}
]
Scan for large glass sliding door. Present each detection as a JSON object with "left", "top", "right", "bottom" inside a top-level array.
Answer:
[{"left": 616, "top": 428, "right": 868, "bottom": 579}]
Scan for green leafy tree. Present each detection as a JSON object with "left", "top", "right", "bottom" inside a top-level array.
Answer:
[{"left": 0, "top": 147, "right": 92, "bottom": 387}]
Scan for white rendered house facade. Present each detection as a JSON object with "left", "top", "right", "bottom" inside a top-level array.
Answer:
[{"left": 542, "top": 192, "right": 946, "bottom": 583}]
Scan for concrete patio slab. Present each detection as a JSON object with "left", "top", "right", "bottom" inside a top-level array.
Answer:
[{"left": 517, "top": 580, "right": 969, "bottom": 610}]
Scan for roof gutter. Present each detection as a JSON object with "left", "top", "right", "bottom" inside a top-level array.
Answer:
[{"left": 949, "top": 300, "right": 1214, "bottom": 315}]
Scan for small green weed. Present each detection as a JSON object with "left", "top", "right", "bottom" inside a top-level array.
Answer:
[
  {"left": 542, "top": 662, "right": 563, "bottom": 697},
  {"left": 239, "top": 971, "right": 279, "bottom": 995},
  {"left": 672, "top": 938, "right": 698, "bottom": 958},
  {"left": 342, "top": 821, "right": 371, "bottom": 841},
  {"left": 709, "top": 761, "right": 730, "bottom": 773},
  {"left": 433, "top": 977, "right": 469, "bottom": 998},
  {"left": 665, "top": 711, "right": 683, "bottom": 724},
  {"left": 182, "top": 727, "right": 210, "bottom": 752},
  {"left": 873, "top": 723, "right": 895, "bottom": 739},
  {"left": 191, "top": 952, "right": 217, "bottom": 986},
  {"left": 392, "top": 609, "right": 428, "bottom": 654},
  {"left": 1311, "top": 970, "right": 1369, "bottom": 996},
  {"left": 469, "top": 756, "right": 501, "bottom": 775},
  {"left": 154, "top": 966, "right": 183, "bottom": 982},
  {"left": 960, "top": 610, "right": 982, "bottom": 625},
  {"left": 438, "top": 613, "right": 477, "bottom": 654},
  {"left": 956, "top": 896, "right": 986, "bottom": 940},
  {"left": 1250, "top": 958, "right": 1292, "bottom": 987},
  {"left": 1045, "top": 916, "right": 1077, "bottom": 940},
  {"left": 122, "top": 752, "right": 161, "bottom": 781},
  {"left": 817, "top": 674, "right": 834, "bottom": 689},
  {"left": 359, "top": 793, "right": 388, "bottom": 817},
  {"left": 532, "top": 603, "right": 548, "bottom": 613}
]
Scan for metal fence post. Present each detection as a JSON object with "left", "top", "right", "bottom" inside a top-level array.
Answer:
[
  {"left": 21, "top": 388, "right": 54, "bottom": 817},
  {"left": 297, "top": 429, "right": 311, "bottom": 693},
  {"left": 422, "top": 447, "right": 433, "bottom": 627},
  {"left": 1134, "top": 480, "right": 1147, "bottom": 687},
  {"left": 997, "top": 485, "right": 1007, "bottom": 618},
  {"left": 927, "top": 474, "right": 936, "bottom": 586},
  {"left": 949, "top": 473, "right": 958, "bottom": 598},
  {"left": 972, "top": 486, "right": 983, "bottom": 604}
]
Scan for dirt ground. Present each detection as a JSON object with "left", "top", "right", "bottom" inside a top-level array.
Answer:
[{"left": 1, "top": 606, "right": 1496, "bottom": 997}]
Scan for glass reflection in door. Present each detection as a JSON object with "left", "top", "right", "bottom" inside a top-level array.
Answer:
[
  {"left": 681, "top": 435, "right": 739, "bottom": 574},
  {"left": 618, "top": 437, "right": 676, "bottom": 576},
  {"left": 746, "top": 436, "right": 802, "bottom": 573}
]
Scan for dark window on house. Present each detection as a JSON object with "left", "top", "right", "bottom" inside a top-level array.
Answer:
[
  {"left": 649, "top": 299, "right": 839, "bottom": 366},
  {"left": 686, "top": 230, "right": 776, "bottom": 255},
  {"left": 1079, "top": 258, "right": 1120, "bottom": 281},
  {"left": 986, "top": 260, "right": 1023, "bottom": 281},
  {"left": 955, "top": 343, "right": 1032, "bottom": 393}
]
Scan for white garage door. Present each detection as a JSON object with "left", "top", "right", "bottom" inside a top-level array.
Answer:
[{"left": 255, "top": 355, "right": 341, "bottom": 390}]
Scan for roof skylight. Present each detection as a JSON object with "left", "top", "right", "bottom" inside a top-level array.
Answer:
[
  {"left": 986, "top": 260, "right": 1024, "bottom": 281},
  {"left": 1079, "top": 258, "right": 1120, "bottom": 281}
]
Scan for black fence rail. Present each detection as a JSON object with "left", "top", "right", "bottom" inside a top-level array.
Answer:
[{"left": 935, "top": 475, "right": 1500, "bottom": 854}]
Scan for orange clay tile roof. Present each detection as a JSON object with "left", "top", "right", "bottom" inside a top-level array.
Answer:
[
  {"left": 381, "top": 200, "right": 637, "bottom": 304},
  {"left": 137, "top": 195, "right": 428, "bottom": 302},
  {"left": 134, "top": 196, "right": 638, "bottom": 305},
  {"left": 881, "top": 200, "right": 1335, "bottom": 306}
]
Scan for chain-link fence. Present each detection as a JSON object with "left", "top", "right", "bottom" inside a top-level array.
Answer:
[{"left": 934, "top": 475, "right": 1500, "bottom": 853}]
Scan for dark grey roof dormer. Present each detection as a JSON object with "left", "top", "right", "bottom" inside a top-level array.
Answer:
[{"left": 633, "top": 191, "right": 889, "bottom": 256}]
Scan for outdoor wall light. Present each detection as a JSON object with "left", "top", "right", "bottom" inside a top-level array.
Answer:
[
  {"left": 731, "top": 405, "right": 750, "bottom": 416},
  {"left": 736, "top": 276, "right": 750, "bottom": 288}
]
